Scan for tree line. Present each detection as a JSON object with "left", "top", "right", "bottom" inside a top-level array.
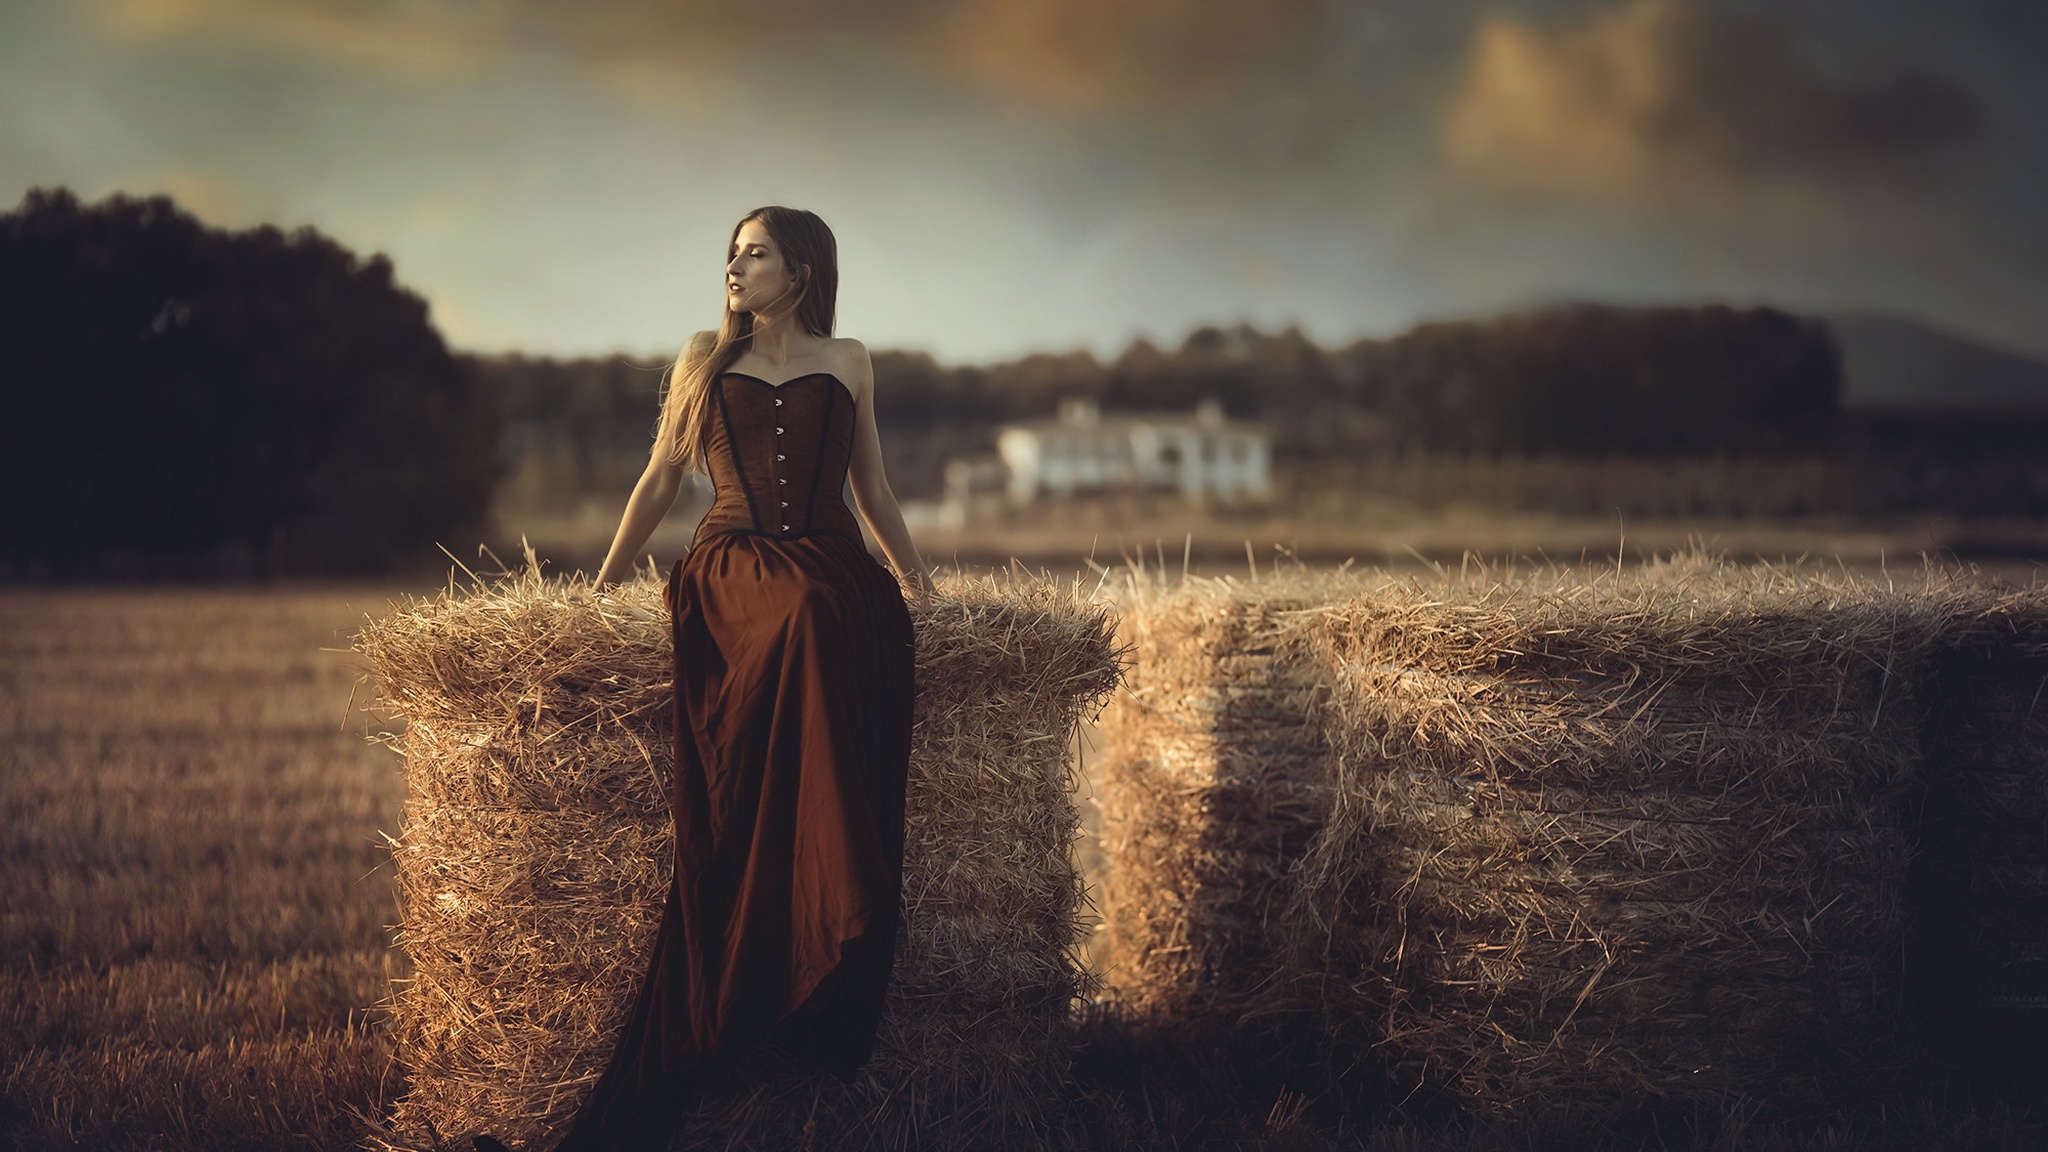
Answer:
[
  {"left": 480, "top": 305, "right": 1851, "bottom": 498},
  {"left": 485, "top": 309, "right": 2047, "bottom": 517},
  {"left": 0, "top": 188, "right": 495, "bottom": 579},
  {"left": 5, "top": 187, "right": 2042, "bottom": 581}
]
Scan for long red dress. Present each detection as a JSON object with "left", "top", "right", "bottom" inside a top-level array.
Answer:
[{"left": 557, "top": 370, "right": 917, "bottom": 1150}]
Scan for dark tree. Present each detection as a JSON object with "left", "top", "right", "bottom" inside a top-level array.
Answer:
[
  {"left": 1347, "top": 304, "right": 1843, "bottom": 456},
  {"left": 0, "top": 187, "right": 496, "bottom": 578}
]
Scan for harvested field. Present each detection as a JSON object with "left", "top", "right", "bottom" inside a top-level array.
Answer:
[
  {"left": 4, "top": 574, "right": 2044, "bottom": 1152},
  {"left": 1097, "top": 554, "right": 2048, "bottom": 1117},
  {"left": 0, "top": 587, "right": 407, "bottom": 1151},
  {"left": 356, "top": 565, "right": 1125, "bottom": 1151}
]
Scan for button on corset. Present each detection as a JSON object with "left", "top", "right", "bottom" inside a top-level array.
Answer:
[{"left": 691, "top": 373, "right": 864, "bottom": 543}]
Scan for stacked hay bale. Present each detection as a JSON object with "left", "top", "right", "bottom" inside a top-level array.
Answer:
[
  {"left": 1098, "top": 556, "right": 1953, "bottom": 1115},
  {"left": 1292, "top": 559, "right": 1953, "bottom": 1113},
  {"left": 356, "top": 566, "right": 1123, "bottom": 1151},
  {"left": 1911, "top": 587, "right": 2048, "bottom": 1048},
  {"left": 1091, "top": 579, "right": 1331, "bottom": 1055}
]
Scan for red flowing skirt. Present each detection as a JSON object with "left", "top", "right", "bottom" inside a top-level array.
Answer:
[{"left": 560, "top": 530, "right": 915, "bottom": 1146}]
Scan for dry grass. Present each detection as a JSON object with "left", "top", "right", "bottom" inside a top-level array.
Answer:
[
  {"left": 0, "top": 587, "right": 408, "bottom": 1150},
  {"left": 1096, "top": 550, "right": 2048, "bottom": 1119},
  {"left": 1909, "top": 588, "right": 2048, "bottom": 1063},
  {"left": 354, "top": 561, "right": 1125, "bottom": 1151},
  {"left": 3, "top": 573, "right": 2043, "bottom": 1152}
]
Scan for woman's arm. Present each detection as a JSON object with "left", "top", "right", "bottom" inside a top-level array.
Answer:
[
  {"left": 593, "top": 447, "right": 687, "bottom": 589},
  {"left": 844, "top": 344, "right": 934, "bottom": 594},
  {"left": 594, "top": 339, "right": 706, "bottom": 589}
]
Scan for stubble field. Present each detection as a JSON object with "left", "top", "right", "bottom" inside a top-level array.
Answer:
[
  {"left": 3, "top": 582, "right": 2043, "bottom": 1152},
  {"left": 0, "top": 587, "right": 408, "bottom": 1150}
]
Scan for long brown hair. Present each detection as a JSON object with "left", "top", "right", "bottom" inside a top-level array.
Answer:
[{"left": 655, "top": 206, "right": 840, "bottom": 469}]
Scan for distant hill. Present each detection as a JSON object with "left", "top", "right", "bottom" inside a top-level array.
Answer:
[{"left": 1828, "top": 313, "right": 2048, "bottom": 410}]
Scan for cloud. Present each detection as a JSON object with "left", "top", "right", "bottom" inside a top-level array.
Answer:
[
  {"left": 100, "top": 0, "right": 500, "bottom": 72},
  {"left": 147, "top": 167, "right": 247, "bottom": 224},
  {"left": 925, "top": 0, "right": 1319, "bottom": 114},
  {"left": 1440, "top": 0, "right": 1984, "bottom": 219},
  {"left": 78, "top": 167, "right": 265, "bottom": 228},
  {"left": 93, "top": 0, "right": 1319, "bottom": 116}
]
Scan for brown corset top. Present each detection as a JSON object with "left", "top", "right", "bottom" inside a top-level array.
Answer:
[{"left": 692, "top": 371, "right": 863, "bottom": 544}]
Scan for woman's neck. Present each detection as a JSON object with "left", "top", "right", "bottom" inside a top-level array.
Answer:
[{"left": 745, "top": 314, "right": 814, "bottom": 366}]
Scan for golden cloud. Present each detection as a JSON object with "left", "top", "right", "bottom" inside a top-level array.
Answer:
[
  {"left": 90, "top": 167, "right": 254, "bottom": 227},
  {"left": 101, "top": 0, "right": 502, "bottom": 72},
  {"left": 1441, "top": 0, "right": 1982, "bottom": 217},
  {"left": 928, "top": 0, "right": 1318, "bottom": 114},
  {"left": 94, "top": 0, "right": 1314, "bottom": 115}
]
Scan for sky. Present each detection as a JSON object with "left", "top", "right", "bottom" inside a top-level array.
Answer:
[{"left": 3, "top": 0, "right": 2044, "bottom": 363}]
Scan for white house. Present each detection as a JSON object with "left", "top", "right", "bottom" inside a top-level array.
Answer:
[{"left": 994, "top": 397, "right": 1272, "bottom": 503}]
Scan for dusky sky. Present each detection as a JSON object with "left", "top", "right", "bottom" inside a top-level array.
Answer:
[{"left": 3, "top": 0, "right": 2043, "bottom": 363}]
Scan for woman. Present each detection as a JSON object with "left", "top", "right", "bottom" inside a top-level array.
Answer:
[{"left": 481, "top": 206, "right": 930, "bottom": 1152}]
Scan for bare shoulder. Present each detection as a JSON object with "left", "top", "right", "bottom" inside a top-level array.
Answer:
[
  {"left": 679, "top": 329, "right": 717, "bottom": 368},
  {"left": 827, "top": 337, "right": 875, "bottom": 400}
]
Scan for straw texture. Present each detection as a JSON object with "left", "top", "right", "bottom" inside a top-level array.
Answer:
[
  {"left": 1092, "top": 579, "right": 1331, "bottom": 1046},
  {"left": 1912, "top": 589, "right": 2048, "bottom": 1029},
  {"left": 1098, "top": 554, "right": 2045, "bottom": 1116},
  {"left": 356, "top": 563, "right": 1124, "bottom": 1150}
]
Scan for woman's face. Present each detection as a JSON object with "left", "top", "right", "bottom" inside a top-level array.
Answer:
[{"left": 726, "top": 218, "right": 800, "bottom": 316}]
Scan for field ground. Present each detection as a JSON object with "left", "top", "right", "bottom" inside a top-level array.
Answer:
[
  {"left": 500, "top": 499, "right": 2048, "bottom": 587},
  {"left": 4, "top": 573, "right": 2046, "bottom": 1150},
  {"left": 0, "top": 587, "right": 410, "bottom": 1150}
]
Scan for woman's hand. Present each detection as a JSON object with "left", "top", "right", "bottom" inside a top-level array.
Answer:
[{"left": 899, "top": 567, "right": 936, "bottom": 601}]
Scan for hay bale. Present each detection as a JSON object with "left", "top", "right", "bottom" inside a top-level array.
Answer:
[
  {"left": 1092, "top": 579, "right": 1331, "bottom": 1055},
  {"left": 1098, "top": 555, "right": 1966, "bottom": 1115},
  {"left": 355, "top": 565, "right": 1123, "bottom": 1150},
  {"left": 1911, "top": 586, "right": 2048, "bottom": 1038}
]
